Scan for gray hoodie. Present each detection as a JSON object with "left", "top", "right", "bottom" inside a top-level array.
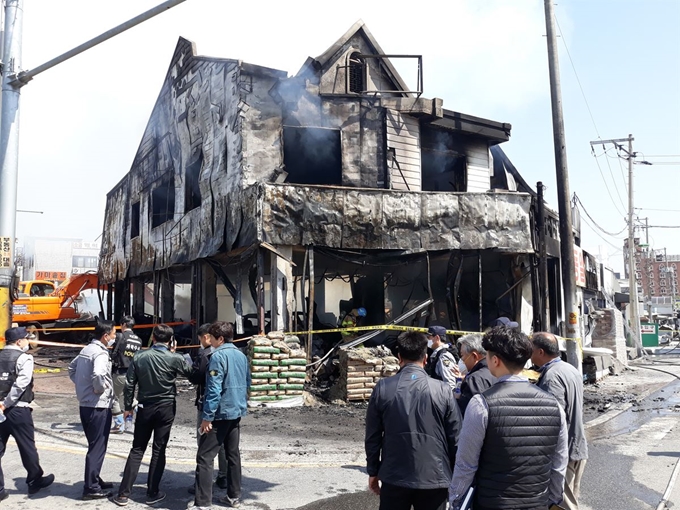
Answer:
[{"left": 68, "top": 340, "right": 114, "bottom": 409}]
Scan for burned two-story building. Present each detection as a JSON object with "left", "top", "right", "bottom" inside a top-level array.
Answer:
[{"left": 99, "top": 21, "right": 563, "bottom": 345}]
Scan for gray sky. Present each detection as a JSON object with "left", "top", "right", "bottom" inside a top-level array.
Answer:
[{"left": 15, "top": 0, "right": 680, "bottom": 274}]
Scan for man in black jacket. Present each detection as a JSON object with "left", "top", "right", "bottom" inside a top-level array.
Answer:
[
  {"left": 112, "top": 324, "right": 194, "bottom": 507},
  {"left": 456, "top": 334, "right": 496, "bottom": 416},
  {"left": 187, "top": 324, "right": 228, "bottom": 494},
  {"left": 365, "top": 331, "right": 462, "bottom": 510},
  {"left": 110, "top": 316, "right": 142, "bottom": 433}
]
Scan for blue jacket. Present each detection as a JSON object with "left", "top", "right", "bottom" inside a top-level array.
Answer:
[{"left": 202, "top": 343, "right": 250, "bottom": 422}]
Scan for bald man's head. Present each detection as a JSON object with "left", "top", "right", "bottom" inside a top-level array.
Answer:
[{"left": 531, "top": 332, "right": 561, "bottom": 367}]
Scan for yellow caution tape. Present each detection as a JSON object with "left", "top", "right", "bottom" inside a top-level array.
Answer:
[
  {"left": 285, "top": 324, "right": 480, "bottom": 336},
  {"left": 34, "top": 368, "right": 61, "bottom": 374}
]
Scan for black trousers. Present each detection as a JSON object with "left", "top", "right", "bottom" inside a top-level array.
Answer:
[
  {"left": 379, "top": 483, "right": 448, "bottom": 510},
  {"left": 0, "top": 406, "right": 43, "bottom": 492},
  {"left": 194, "top": 418, "right": 242, "bottom": 506},
  {"left": 79, "top": 406, "right": 112, "bottom": 494},
  {"left": 118, "top": 401, "right": 175, "bottom": 497}
]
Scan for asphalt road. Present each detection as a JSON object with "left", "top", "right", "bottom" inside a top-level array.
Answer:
[{"left": 2, "top": 356, "right": 678, "bottom": 509}]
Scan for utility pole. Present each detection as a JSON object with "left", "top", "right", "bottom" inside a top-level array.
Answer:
[
  {"left": 543, "top": 0, "right": 581, "bottom": 372},
  {"left": 0, "top": 0, "right": 24, "bottom": 339},
  {"left": 0, "top": 0, "right": 188, "bottom": 346},
  {"left": 590, "top": 135, "right": 643, "bottom": 356},
  {"left": 642, "top": 217, "right": 653, "bottom": 324}
]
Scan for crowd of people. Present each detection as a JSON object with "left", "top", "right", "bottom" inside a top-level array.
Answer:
[
  {"left": 366, "top": 324, "right": 587, "bottom": 510},
  {"left": 0, "top": 316, "right": 586, "bottom": 510},
  {"left": 0, "top": 319, "right": 250, "bottom": 509}
]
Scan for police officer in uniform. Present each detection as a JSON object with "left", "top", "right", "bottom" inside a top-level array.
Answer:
[
  {"left": 110, "top": 316, "right": 142, "bottom": 433},
  {"left": 425, "top": 325, "right": 460, "bottom": 392},
  {"left": 0, "top": 327, "right": 54, "bottom": 501}
]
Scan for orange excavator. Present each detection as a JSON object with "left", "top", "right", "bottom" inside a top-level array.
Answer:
[{"left": 12, "top": 271, "right": 104, "bottom": 341}]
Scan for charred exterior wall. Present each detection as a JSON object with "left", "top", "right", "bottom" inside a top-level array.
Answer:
[
  {"left": 100, "top": 39, "right": 272, "bottom": 283},
  {"left": 260, "top": 184, "right": 533, "bottom": 252}
]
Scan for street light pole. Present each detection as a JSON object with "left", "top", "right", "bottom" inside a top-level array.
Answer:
[
  {"left": 0, "top": 0, "right": 188, "bottom": 346},
  {"left": 0, "top": 0, "right": 24, "bottom": 339}
]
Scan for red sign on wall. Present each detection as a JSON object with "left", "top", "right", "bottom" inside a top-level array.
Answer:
[
  {"left": 35, "top": 271, "right": 67, "bottom": 281},
  {"left": 574, "top": 246, "right": 586, "bottom": 287}
]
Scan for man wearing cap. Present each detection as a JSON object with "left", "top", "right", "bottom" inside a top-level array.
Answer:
[
  {"left": 489, "top": 317, "right": 519, "bottom": 329},
  {"left": 0, "top": 327, "right": 54, "bottom": 501},
  {"left": 426, "top": 325, "right": 460, "bottom": 392}
]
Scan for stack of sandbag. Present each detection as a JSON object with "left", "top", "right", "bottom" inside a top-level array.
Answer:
[
  {"left": 247, "top": 332, "right": 306, "bottom": 402},
  {"left": 337, "top": 346, "right": 399, "bottom": 401}
]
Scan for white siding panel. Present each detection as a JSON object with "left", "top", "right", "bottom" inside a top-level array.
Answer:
[
  {"left": 467, "top": 165, "right": 490, "bottom": 192},
  {"left": 387, "top": 110, "right": 421, "bottom": 191}
]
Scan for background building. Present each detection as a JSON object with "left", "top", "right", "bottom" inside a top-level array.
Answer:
[{"left": 21, "top": 237, "right": 100, "bottom": 283}]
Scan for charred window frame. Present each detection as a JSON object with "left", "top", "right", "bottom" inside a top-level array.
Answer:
[
  {"left": 421, "top": 126, "right": 467, "bottom": 192},
  {"left": 282, "top": 126, "right": 342, "bottom": 185},
  {"left": 150, "top": 179, "right": 175, "bottom": 228},
  {"left": 184, "top": 149, "right": 203, "bottom": 213},
  {"left": 348, "top": 52, "right": 365, "bottom": 94},
  {"left": 131, "top": 201, "right": 140, "bottom": 238}
]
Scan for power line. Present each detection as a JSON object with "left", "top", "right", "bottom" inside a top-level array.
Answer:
[
  {"left": 574, "top": 194, "right": 627, "bottom": 237},
  {"left": 579, "top": 214, "right": 624, "bottom": 253},
  {"left": 555, "top": 15, "right": 630, "bottom": 215},
  {"left": 555, "top": 16, "right": 598, "bottom": 136},
  {"left": 644, "top": 155, "right": 680, "bottom": 158},
  {"left": 589, "top": 149, "right": 627, "bottom": 216},
  {"left": 648, "top": 225, "right": 680, "bottom": 229}
]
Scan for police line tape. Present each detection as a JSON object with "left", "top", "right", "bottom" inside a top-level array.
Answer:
[
  {"left": 23, "top": 320, "right": 194, "bottom": 333},
  {"left": 285, "top": 324, "right": 477, "bottom": 336},
  {"left": 285, "top": 324, "right": 582, "bottom": 345},
  {"left": 27, "top": 339, "right": 202, "bottom": 350}
]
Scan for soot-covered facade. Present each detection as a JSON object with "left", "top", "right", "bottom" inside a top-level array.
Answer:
[{"left": 99, "top": 21, "right": 564, "bottom": 344}]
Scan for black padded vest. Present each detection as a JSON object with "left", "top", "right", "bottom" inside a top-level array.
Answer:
[
  {"left": 475, "top": 381, "right": 561, "bottom": 510},
  {"left": 0, "top": 348, "right": 34, "bottom": 405}
]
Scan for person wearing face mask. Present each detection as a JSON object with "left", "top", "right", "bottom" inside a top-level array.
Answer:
[
  {"left": 456, "top": 334, "right": 496, "bottom": 416},
  {"left": 186, "top": 323, "right": 228, "bottom": 495},
  {"left": 0, "top": 328, "right": 55, "bottom": 502},
  {"left": 425, "top": 325, "right": 460, "bottom": 392},
  {"left": 68, "top": 320, "right": 117, "bottom": 500},
  {"left": 110, "top": 316, "right": 142, "bottom": 434}
]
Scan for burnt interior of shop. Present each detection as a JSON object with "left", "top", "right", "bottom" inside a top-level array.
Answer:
[{"left": 104, "top": 246, "right": 531, "bottom": 358}]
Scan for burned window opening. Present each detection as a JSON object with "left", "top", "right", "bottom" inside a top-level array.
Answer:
[
  {"left": 131, "top": 201, "right": 140, "bottom": 238},
  {"left": 151, "top": 180, "right": 175, "bottom": 228},
  {"left": 348, "top": 52, "right": 365, "bottom": 94},
  {"left": 282, "top": 126, "right": 342, "bottom": 186},
  {"left": 185, "top": 150, "right": 203, "bottom": 213},
  {"left": 421, "top": 126, "right": 467, "bottom": 192}
]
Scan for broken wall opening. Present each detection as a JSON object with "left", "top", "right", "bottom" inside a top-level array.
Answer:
[
  {"left": 282, "top": 126, "right": 342, "bottom": 185},
  {"left": 420, "top": 125, "right": 467, "bottom": 192},
  {"left": 184, "top": 149, "right": 203, "bottom": 212},
  {"left": 131, "top": 202, "right": 140, "bottom": 238},
  {"left": 150, "top": 178, "right": 175, "bottom": 228}
]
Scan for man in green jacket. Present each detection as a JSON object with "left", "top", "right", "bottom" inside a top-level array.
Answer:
[{"left": 112, "top": 324, "right": 194, "bottom": 507}]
